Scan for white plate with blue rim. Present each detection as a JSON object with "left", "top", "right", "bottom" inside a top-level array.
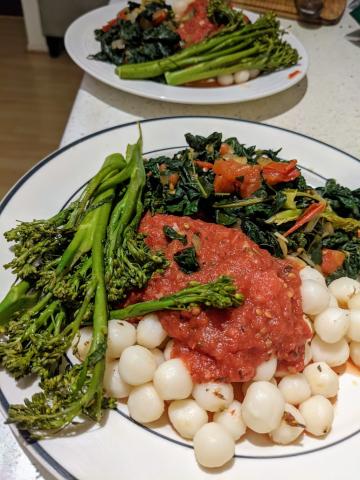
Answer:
[
  {"left": 64, "top": 2, "right": 308, "bottom": 105},
  {"left": 0, "top": 117, "right": 359, "bottom": 480}
]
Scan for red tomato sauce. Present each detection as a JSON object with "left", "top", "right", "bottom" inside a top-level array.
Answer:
[
  {"left": 136, "top": 213, "right": 311, "bottom": 383},
  {"left": 177, "top": 0, "right": 219, "bottom": 46}
]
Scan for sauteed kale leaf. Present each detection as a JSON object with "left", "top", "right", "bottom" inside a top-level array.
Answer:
[
  {"left": 143, "top": 131, "right": 360, "bottom": 281},
  {"left": 89, "top": 0, "right": 180, "bottom": 66}
]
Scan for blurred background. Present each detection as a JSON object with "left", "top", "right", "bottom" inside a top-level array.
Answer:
[{"left": 0, "top": 1, "right": 108, "bottom": 198}]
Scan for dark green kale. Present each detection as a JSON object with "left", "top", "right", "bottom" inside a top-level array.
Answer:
[
  {"left": 185, "top": 132, "right": 222, "bottom": 162},
  {"left": 223, "top": 137, "right": 257, "bottom": 163},
  {"left": 241, "top": 220, "right": 283, "bottom": 257},
  {"left": 144, "top": 147, "right": 215, "bottom": 216},
  {"left": 322, "top": 233, "right": 360, "bottom": 282},
  {"left": 89, "top": 0, "right": 180, "bottom": 68},
  {"left": 174, "top": 247, "right": 200, "bottom": 274},
  {"left": 316, "top": 179, "right": 360, "bottom": 219},
  {"left": 163, "top": 225, "right": 187, "bottom": 245}
]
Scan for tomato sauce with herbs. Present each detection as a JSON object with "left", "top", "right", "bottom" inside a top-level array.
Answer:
[
  {"left": 176, "top": 0, "right": 219, "bottom": 46},
  {"left": 137, "top": 213, "right": 311, "bottom": 383}
]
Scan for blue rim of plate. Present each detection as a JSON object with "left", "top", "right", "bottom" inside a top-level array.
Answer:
[{"left": 0, "top": 116, "right": 359, "bottom": 480}]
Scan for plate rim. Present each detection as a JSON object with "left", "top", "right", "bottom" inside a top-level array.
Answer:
[
  {"left": 1, "top": 115, "right": 359, "bottom": 480},
  {"left": 64, "top": 3, "right": 309, "bottom": 105}
]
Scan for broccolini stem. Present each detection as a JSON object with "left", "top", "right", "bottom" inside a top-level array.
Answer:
[
  {"left": 0, "top": 281, "right": 38, "bottom": 327},
  {"left": 110, "top": 276, "right": 244, "bottom": 320}
]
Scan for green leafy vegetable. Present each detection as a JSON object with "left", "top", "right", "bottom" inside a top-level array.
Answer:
[
  {"left": 89, "top": 0, "right": 180, "bottom": 67},
  {"left": 174, "top": 246, "right": 200, "bottom": 274},
  {"left": 317, "top": 179, "right": 360, "bottom": 219},
  {"left": 163, "top": 225, "right": 187, "bottom": 244}
]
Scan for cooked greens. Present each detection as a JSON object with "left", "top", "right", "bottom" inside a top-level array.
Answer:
[
  {"left": 143, "top": 131, "right": 360, "bottom": 282},
  {"left": 163, "top": 225, "right": 188, "bottom": 244},
  {"left": 174, "top": 246, "right": 200, "bottom": 274},
  {"left": 89, "top": 0, "right": 180, "bottom": 66}
]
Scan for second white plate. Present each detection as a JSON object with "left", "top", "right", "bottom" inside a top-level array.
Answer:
[{"left": 64, "top": 2, "right": 308, "bottom": 105}]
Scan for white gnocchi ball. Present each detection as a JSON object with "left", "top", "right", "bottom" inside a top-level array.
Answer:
[
  {"left": 348, "top": 293, "right": 360, "bottom": 310},
  {"left": 329, "top": 277, "right": 360, "bottom": 307},
  {"left": 350, "top": 341, "right": 360, "bottom": 367},
  {"left": 192, "top": 382, "right": 234, "bottom": 412},
  {"left": 127, "top": 382, "right": 164, "bottom": 423},
  {"left": 253, "top": 357, "right": 277, "bottom": 381},
  {"left": 329, "top": 295, "right": 339, "bottom": 307},
  {"left": 242, "top": 381, "right": 285, "bottom": 433},
  {"left": 136, "top": 314, "right": 167, "bottom": 349},
  {"left": 103, "top": 360, "right": 131, "bottom": 399},
  {"left": 234, "top": 70, "right": 250, "bottom": 84},
  {"left": 164, "top": 339, "right": 174, "bottom": 361},
  {"left": 311, "top": 335, "right": 350, "bottom": 367},
  {"left": 193, "top": 422, "right": 235, "bottom": 468},
  {"left": 299, "top": 395, "right": 334, "bottom": 436},
  {"left": 347, "top": 310, "right": 360, "bottom": 342},
  {"left": 278, "top": 374, "right": 311, "bottom": 405},
  {"left": 304, "top": 341, "right": 312, "bottom": 366},
  {"left": 249, "top": 68, "right": 260, "bottom": 79},
  {"left": 118, "top": 345, "right": 156, "bottom": 386},
  {"left": 168, "top": 399, "right": 208, "bottom": 439},
  {"left": 301, "top": 280, "right": 330, "bottom": 315},
  {"left": 314, "top": 307, "right": 350, "bottom": 343},
  {"left": 217, "top": 74, "right": 234, "bottom": 86},
  {"left": 107, "top": 320, "right": 136, "bottom": 359},
  {"left": 153, "top": 358, "right": 193, "bottom": 400},
  {"left": 269, "top": 403, "right": 305, "bottom": 445},
  {"left": 151, "top": 348, "right": 165, "bottom": 367},
  {"left": 300, "top": 266, "right": 326, "bottom": 286},
  {"left": 213, "top": 400, "right": 246, "bottom": 440},
  {"left": 73, "top": 326, "right": 93, "bottom": 361},
  {"left": 242, "top": 378, "right": 277, "bottom": 396},
  {"left": 303, "top": 362, "right": 339, "bottom": 398}
]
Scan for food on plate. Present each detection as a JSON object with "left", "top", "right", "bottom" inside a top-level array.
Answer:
[
  {"left": 89, "top": 0, "right": 181, "bottom": 65},
  {"left": 0, "top": 130, "right": 360, "bottom": 469},
  {"left": 90, "top": 0, "right": 299, "bottom": 86}
]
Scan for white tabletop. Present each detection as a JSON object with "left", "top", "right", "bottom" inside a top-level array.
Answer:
[{"left": 1, "top": 3, "right": 360, "bottom": 479}]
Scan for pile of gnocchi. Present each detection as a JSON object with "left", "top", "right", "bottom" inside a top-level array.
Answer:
[{"left": 73, "top": 268, "right": 360, "bottom": 469}]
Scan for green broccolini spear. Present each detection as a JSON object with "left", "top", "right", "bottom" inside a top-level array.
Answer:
[
  {"left": 164, "top": 39, "right": 299, "bottom": 86},
  {"left": 110, "top": 275, "right": 244, "bottom": 320},
  {"left": 117, "top": 13, "right": 280, "bottom": 80}
]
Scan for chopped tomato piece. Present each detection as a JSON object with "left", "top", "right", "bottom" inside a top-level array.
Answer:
[
  {"left": 169, "top": 173, "right": 179, "bottom": 189},
  {"left": 262, "top": 160, "right": 300, "bottom": 186},
  {"left": 219, "top": 143, "right": 233, "bottom": 156},
  {"left": 152, "top": 9, "right": 168, "bottom": 25},
  {"left": 213, "top": 160, "right": 261, "bottom": 198},
  {"left": 195, "top": 160, "right": 214, "bottom": 169},
  {"left": 321, "top": 249, "right": 346, "bottom": 275},
  {"left": 117, "top": 8, "right": 128, "bottom": 20},
  {"left": 214, "top": 174, "right": 235, "bottom": 194},
  {"left": 283, "top": 202, "right": 326, "bottom": 237},
  {"left": 102, "top": 18, "right": 118, "bottom": 32}
]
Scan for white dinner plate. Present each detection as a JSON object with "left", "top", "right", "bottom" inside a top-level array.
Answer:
[
  {"left": 64, "top": 2, "right": 308, "bottom": 105},
  {"left": 0, "top": 117, "right": 359, "bottom": 480}
]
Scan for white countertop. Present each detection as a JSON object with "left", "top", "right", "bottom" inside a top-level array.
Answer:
[{"left": 1, "top": 3, "right": 360, "bottom": 479}]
